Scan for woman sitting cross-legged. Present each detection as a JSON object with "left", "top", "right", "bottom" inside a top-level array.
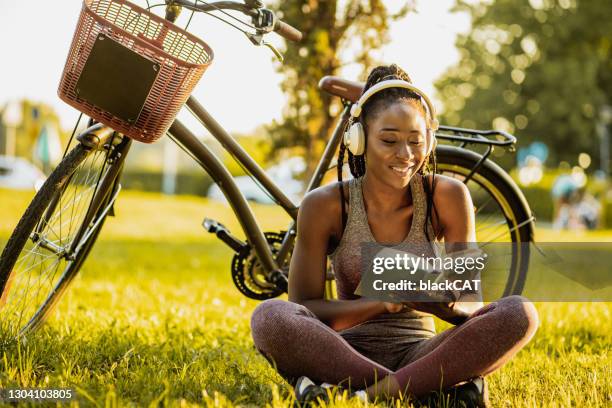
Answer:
[{"left": 250, "top": 64, "right": 538, "bottom": 407}]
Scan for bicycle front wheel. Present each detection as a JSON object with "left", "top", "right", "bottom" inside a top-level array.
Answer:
[
  {"left": 435, "top": 145, "right": 534, "bottom": 299},
  {"left": 0, "top": 128, "right": 127, "bottom": 337}
]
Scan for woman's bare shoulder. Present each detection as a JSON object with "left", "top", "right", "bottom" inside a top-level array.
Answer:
[
  {"left": 423, "top": 174, "right": 471, "bottom": 203},
  {"left": 300, "top": 181, "right": 347, "bottom": 218},
  {"left": 299, "top": 181, "right": 349, "bottom": 236}
]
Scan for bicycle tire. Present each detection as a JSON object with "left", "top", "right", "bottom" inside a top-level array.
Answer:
[
  {"left": 0, "top": 140, "right": 120, "bottom": 337},
  {"left": 435, "top": 145, "right": 533, "bottom": 298}
]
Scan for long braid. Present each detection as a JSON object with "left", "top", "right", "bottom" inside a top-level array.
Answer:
[
  {"left": 337, "top": 142, "right": 346, "bottom": 184},
  {"left": 420, "top": 145, "right": 440, "bottom": 240},
  {"left": 347, "top": 150, "right": 358, "bottom": 177},
  {"left": 356, "top": 154, "right": 366, "bottom": 176},
  {"left": 337, "top": 142, "right": 348, "bottom": 228}
]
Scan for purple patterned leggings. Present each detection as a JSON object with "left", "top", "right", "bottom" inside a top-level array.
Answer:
[{"left": 250, "top": 295, "right": 538, "bottom": 396}]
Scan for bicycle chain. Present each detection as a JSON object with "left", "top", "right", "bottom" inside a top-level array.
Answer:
[{"left": 230, "top": 231, "right": 288, "bottom": 300}]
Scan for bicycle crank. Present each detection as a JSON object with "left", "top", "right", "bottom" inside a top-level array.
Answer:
[{"left": 202, "top": 218, "right": 288, "bottom": 300}]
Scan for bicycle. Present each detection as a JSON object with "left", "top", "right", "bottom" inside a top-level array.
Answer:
[{"left": 0, "top": 0, "right": 535, "bottom": 337}]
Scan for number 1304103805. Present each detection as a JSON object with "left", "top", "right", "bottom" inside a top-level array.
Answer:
[{"left": 1, "top": 388, "right": 74, "bottom": 402}]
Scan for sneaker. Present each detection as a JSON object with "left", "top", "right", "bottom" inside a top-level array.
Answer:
[
  {"left": 351, "top": 389, "right": 369, "bottom": 403},
  {"left": 454, "top": 376, "right": 489, "bottom": 408},
  {"left": 294, "top": 376, "right": 329, "bottom": 407},
  {"left": 416, "top": 376, "right": 490, "bottom": 408}
]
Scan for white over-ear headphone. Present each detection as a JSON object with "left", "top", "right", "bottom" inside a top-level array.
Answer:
[{"left": 343, "top": 79, "right": 439, "bottom": 156}]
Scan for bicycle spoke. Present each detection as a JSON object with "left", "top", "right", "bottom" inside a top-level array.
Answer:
[
  {"left": 37, "top": 151, "right": 106, "bottom": 245},
  {"left": 475, "top": 217, "right": 509, "bottom": 242},
  {"left": 5, "top": 250, "right": 63, "bottom": 325},
  {"left": 37, "top": 151, "right": 105, "bottom": 245},
  {"left": 475, "top": 194, "right": 495, "bottom": 217}
]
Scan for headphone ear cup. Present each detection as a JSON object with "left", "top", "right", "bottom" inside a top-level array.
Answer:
[
  {"left": 426, "top": 129, "right": 437, "bottom": 157},
  {"left": 344, "top": 122, "right": 366, "bottom": 156},
  {"left": 430, "top": 118, "right": 439, "bottom": 131}
]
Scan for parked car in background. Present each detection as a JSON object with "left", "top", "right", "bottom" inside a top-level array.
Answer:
[
  {"left": 0, "top": 156, "right": 46, "bottom": 190},
  {"left": 207, "top": 157, "right": 305, "bottom": 204}
]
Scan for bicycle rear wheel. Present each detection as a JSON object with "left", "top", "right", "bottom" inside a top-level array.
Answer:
[
  {"left": 0, "top": 128, "right": 127, "bottom": 337},
  {"left": 435, "top": 145, "right": 533, "bottom": 299}
]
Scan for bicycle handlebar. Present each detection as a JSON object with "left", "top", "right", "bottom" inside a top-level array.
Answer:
[
  {"left": 169, "top": 0, "right": 255, "bottom": 15},
  {"left": 167, "top": 0, "right": 302, "bottom": 42},
  {"left": 273, "top": 19, "right": 302, "bottom": 42}
]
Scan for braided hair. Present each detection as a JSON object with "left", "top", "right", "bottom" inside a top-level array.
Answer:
[{"left": 337, "top": 64, "right": 439, "bottom": 240}]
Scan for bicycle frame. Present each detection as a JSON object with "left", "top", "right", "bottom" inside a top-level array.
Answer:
[
  {"left": 166, "top": 96, "right": 351, "bottom": 279},
  {"left": 70, "top": 88, "right": 522, "bottom": 288}
]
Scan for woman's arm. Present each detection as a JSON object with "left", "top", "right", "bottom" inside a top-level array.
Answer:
[
  {"left": 288, "top": 187, "right": 396, "bottom": 331},
  {"left": 432, "top": 174, "right": 477, "bottom": 248},
  {"left": 404, "top": 176, "right": 484, "bottom": 323},
  {"left": 435, "top": 177, "right": 484, "bottom": 315},
  {"left": 300, "top": 298, "right": 389, "bottom": 331}
]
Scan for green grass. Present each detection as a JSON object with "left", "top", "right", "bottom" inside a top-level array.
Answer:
[{"left": 0, "top": 188, "right": 610, "bottom": 407}]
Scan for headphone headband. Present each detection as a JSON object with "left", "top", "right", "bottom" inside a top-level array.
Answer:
[{"left": 349, "top": 80, "right": 439, "bottom": 131}]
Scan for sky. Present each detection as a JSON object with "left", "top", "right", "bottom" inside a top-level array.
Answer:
[{"left": 0, "top": 0, "right": 471, "bottom": 135}]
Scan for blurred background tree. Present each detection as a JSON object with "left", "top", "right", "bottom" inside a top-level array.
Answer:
[
  {"left": 268, "top": 0, "right": 414, "bottom": 176},
  {"left": 435, "top": 0, "right": 611, "bottom": 169}
]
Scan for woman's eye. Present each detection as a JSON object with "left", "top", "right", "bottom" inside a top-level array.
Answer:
[{"left": 382, "top": 139, "right": 395, "bottom": 144}]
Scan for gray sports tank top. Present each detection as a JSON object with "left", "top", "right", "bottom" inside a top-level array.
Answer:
[{"left": 329, "top": 174, "right": 438, "bottom": 340}]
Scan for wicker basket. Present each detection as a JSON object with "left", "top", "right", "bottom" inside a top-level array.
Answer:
[{"left": 58, "top": 0, "right": 213, "bottom": 143}]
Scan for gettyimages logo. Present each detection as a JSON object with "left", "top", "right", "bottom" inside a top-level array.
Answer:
[
  {"left": 355, "top": 242, "right": 612, "bottom": 302},
  {"left": 357, "top": 244, "right": 486, "bottom": 303}
]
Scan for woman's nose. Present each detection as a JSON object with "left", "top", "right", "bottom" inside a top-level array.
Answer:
[{"left": 396, "top": 142, "right": 415, "bottom": 160}]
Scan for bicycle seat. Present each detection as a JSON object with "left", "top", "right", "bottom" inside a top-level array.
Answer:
[{"left": 318, "top": 76, "right": 364, "bottom": 102}]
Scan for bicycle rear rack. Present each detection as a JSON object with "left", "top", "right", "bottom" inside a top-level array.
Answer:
[
  {"left": 435, "top": 125, "right": 518, "bottom": 184},
  {"left": 435, "top": 125, "right": 517, "bottom": 148}
]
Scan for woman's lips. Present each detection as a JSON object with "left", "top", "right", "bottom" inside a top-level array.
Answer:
[{"left": 390, "top": 165, "right": 412, "bottom": 177}]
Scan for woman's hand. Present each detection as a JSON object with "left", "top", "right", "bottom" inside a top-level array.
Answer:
[
  {"left": 383, "top": 302, "right": 406, "bottom": 314},
  {"left": 402, "top": 301, "right": 470, "bottom": 325}
]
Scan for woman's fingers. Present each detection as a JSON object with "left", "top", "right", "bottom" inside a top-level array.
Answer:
[
  {"left": 401, "top": 301, "right": 470, "bottom": 325},
  {"left": 383, "top": 302, "right": 405, "bottom": 313}
]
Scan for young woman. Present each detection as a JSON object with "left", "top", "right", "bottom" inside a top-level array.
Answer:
[{"left": 250, "top": 64, "right": 538, "bottom": 405}]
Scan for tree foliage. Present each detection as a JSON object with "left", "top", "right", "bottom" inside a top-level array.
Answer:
[
  {"left": 435, "top": 0, "right": 611, "bottom": 168},
  {"left": 268, "top": 0, "right": 413, "bottom": 173}
]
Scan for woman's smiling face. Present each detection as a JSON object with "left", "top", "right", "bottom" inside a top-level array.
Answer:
[{"left": 364, "top": 100, "right": 429, "bottom": 189}]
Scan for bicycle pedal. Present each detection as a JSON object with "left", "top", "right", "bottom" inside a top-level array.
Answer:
[
  {"left": 202, "top": 218, "right": 246, "bottom": 253},
  {"left": 202, "top": 217, "right": 226, "bottom": 233}
]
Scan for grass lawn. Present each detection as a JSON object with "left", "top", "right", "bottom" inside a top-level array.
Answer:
[{"left": 0, "top": 188, "right": 610, "bottom": 407}]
